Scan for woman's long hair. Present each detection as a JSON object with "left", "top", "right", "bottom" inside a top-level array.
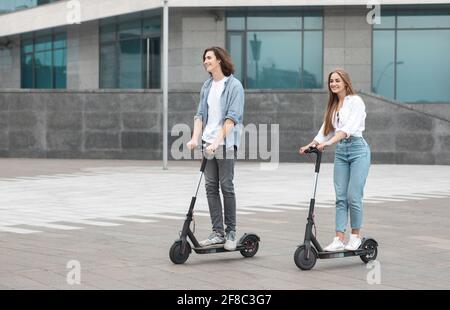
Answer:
[
  {"left": 203, "top": 46, "right": 235, "bottom": 77},
  {"left": 323, "top": 69, "right": 356, "bottom": 136}
]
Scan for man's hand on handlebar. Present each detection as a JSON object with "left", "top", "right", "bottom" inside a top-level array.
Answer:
[{"left": 186, "top": 139, "right": 198, "bottom": 150}]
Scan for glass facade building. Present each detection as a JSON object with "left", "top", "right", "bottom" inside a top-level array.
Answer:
[
  {"left": 21, "top": 30, "right": 67, "bottom": 89},
  {"left": 372, "top": 8, "right": 450, "bottom": 102},
  {"left": 226, "top": 9, "right": 323, "bottom": 89},
  {"left": 0, "top": 0, "right": 60, "bottom": 15},
  {"left": 99, "top": 12, "right": 162, "bottom": 89},
  {"left": 5, "top": 3, "right": 449, "bottom": 103}
]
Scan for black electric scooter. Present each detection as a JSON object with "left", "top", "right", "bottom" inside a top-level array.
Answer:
[
  {"left": 169, "top": 155, "right": 260, "bottom": 264},
  {"left": 294, "top": 146, "right": 378, "bottom": 270}
]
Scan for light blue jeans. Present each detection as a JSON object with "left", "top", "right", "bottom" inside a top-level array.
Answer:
[{"left": 333, "top": 137, "right": 371, "bottom": 233}]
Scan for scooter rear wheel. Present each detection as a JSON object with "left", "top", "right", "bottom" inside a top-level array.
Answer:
[
  {"left": 240, "top": 235, "right": 259, "bottom": 258},
  {"left": 294, "top": 245, "right": 317, "bottom": 270},
  {"left": 360, "top": 239, "right": 378, "bottom": 263},
  {"left": 169, "top": 241, "right": 191, "bottom": 264}
]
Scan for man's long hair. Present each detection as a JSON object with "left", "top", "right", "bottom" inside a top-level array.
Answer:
[{"left": 203, "top": 46, "right": 235, "bottom": 77}]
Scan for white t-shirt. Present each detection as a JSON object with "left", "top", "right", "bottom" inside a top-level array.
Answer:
[
  {"left": 202, "top": 76, "right": 229, "bottom": 145},
  {"left": 314, "top": 95, "right": 366, "bottom": 143}
]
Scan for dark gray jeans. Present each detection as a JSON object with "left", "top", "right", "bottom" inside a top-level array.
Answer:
[{"left": 203, "top": 145, "right": 237, "bottom": 235}]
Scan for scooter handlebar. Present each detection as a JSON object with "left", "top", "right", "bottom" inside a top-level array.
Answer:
[
  {"left": 303, "top": 146, "right": 322, "bottom": 173},
  {"left": 184, "top": 143, "right": 206, "bottom": 151},
  {"left": 304, "top": 146, "right": 321, "bottom": 154}
]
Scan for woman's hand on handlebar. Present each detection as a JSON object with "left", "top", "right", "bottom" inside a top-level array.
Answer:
[
  {"left": 299, "top": 143, "right": 315, "bottom": 155},
  {"left": 316, "top": 143, "right": 327, "bottom": 152}
]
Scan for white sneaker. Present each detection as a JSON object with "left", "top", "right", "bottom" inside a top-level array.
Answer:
[
  {"left": 199, "top": 231, "right": 225, "bottom": 247},
  {"left": 344, "top": 234, "right": 362, "bottom": 251},
  {"left": 224, "top": 231, "right": 237, "bottom": 251},
  {"left": 324, "top": 237, "right": 345, "bottom": 251}
]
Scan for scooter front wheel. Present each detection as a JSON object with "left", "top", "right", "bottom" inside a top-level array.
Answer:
[
  {"left": 169, "top": 241, "right": 191, "bottom": 264},
  {"left": 240, "top": 235, "right": 259, "bottom": 258},
  {"left": 294, "top": 245, "right": 317, "bottom": 270}
]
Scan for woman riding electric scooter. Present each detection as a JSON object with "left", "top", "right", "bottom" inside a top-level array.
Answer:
[{"left": 299, "top": 69, "right": 371, "bottom": 252}]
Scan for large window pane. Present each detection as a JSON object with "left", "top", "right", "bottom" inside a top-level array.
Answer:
[
  {"left": 142, "top": 37, "right": 161, "bottom": 88},
  {"left": 100, "top": 13, "right": 161, "bottom": 89},
  {"left": 119, "top": 20, "right": 141, "bottom": 40},
  {"left": 397, "top": 30, "right": 450, "bottom": 102},
  {"left": 34, "top": 50, "right": 52, "bottom": 88},
  {"left": 372, "top": 30, "right": 395, "bottom": 98},
  {"left": 0, "top": 1, "right": 14, "bottom": 13},
  {"left": 226, "top": 10, "right": 323, "bottom": 89},
  {"left": 1, "top": 0, "right": 60, "bottom": 14},
  {"left": 143, "top": 17, "right": 161, "bottom": 37},
  {"left": 16, "top": 0, "right": 37, "bottom": 10},
  {"left": 228, "top": 33, "right": 243, "bottom": 82},
  {"left": 1, "top": 0, "right": 35, "bottom": 13},
  {"left": 247, "top": 31, "right": 301, "bottom": 89},
  {"left": 303, "top": 31, "right": 322, "bottom": 88},
  {"left": 100, "top": 44, "right": 117, "bottom": 88},
  {"left": 53, "top": 48, "right": 66, "bottom": 88},
  {"left": 22, "top": 39, "right": 33, "bottom": 54},
  {"left": 54, "top": 33, "right": 66, "bottom": 49},
  {"left": 20, "top": 29, "right": 66, "bottom": 89},
  {"left": 373, "top": 9, "right": 450, "bottom": 103},
  {"left": 100, "top": 24, "right": 116, "bottom": 43},
  {"left": 227, "top": 17, "right": 245, "bottom": 30},
  {"left": 304, "top": 15, "right": 323, "bottom": 29},
  {"left": 373, "top": 14, "right": 396, "bottom": 29},
  {"left": 398, "top": 12, "right": 450, "bottom": 28},
  {"left": 119, "top": 39, "right": 142, "bottom": 88},
  {"left": 247, "top": 16, "right": 302, "bottom": 30},
  {"left": 35, "top": 35, "right": 52, "bottom": 51},
  {"left": 21, "top": 54, "right": 33, "bottom": 88}
]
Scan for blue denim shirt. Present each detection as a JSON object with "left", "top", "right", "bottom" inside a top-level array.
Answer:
[{"left": 194, "top": 74, "right": 244, "bottom": 148}]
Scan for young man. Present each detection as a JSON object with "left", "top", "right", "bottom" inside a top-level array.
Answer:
[{"left": 186, "top": 46, "right": 244, "bottom": 251}]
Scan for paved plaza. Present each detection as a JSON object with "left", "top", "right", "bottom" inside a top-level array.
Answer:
[{"left": 0, "top": 158, "right": 449, "bottom": 289}]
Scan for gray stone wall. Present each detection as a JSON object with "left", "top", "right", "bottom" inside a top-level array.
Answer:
[
  {"left": 1, "top": 89, "right": 449, "bottom": 164},
  {"left": 362, "top": 92, "right": 450, "bottom": 165},
  {"left": 67, "top": 20, "right": 100, "bottom": 89},
  {"left": 169, "top": 8, "right": 225, "bottom": 90},
  {"left": 0, "top": 90, "right": 162, "bottom": 159},
  {"left": 0, "top": 35, "right": 20, "bottom": 89},
  {"left": 324, "top": 6, "right": 372, "bottom": 92}
]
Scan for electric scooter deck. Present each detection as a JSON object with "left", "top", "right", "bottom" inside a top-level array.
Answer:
[
  {"left": 317, "top": 238, "right": 376, "bottom": 259},
  {"left": 192, "top": 233, "right": 260, "bottom": 254}
]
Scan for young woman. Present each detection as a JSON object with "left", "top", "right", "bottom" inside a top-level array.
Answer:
[{"left": 299, "top": 69, "right": 371, "bottom": 251}]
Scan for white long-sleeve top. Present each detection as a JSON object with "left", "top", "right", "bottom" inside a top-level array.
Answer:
[{"left": 314, "top": 95, "right": 366, "bottom": 143}]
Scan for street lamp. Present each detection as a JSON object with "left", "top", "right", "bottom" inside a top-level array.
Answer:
[
  {"left": 250, "top": 33, "right": 261, "bottom": 85},
  {"left": 373, "top": 60, "right": 404, "bottom": 93}
]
